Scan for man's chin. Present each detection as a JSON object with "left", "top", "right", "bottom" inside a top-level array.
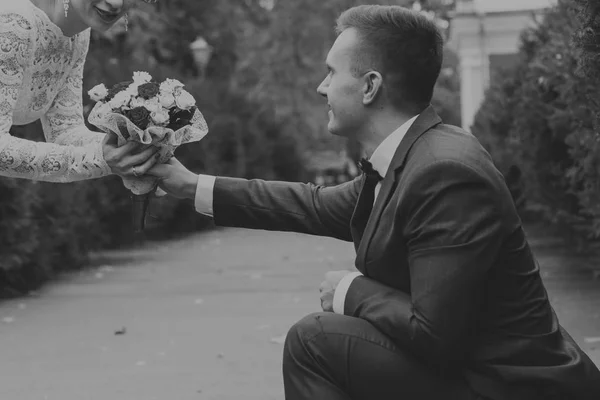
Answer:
[
  {"left": 327, "top": 123, "right": 347, "bottom": 138},
  {"left": 327, "top": 126, "right": 341, "bottom": 136},
  {"left": 327, "top": 121, "right": 339, "bottom": 136}
]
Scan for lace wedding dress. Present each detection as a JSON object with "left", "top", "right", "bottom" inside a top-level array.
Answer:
[{"left": 0, "top": 1, "right": 112, "bottom": 183}]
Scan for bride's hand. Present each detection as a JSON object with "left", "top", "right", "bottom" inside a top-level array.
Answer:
[{"left": 102, "top": 133, "right": 160, "bottom": 178}]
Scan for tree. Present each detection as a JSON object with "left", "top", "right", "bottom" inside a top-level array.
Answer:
[
  {"left": 233, "top": 0, "right": 460, "bottom": 167},
  {"left": 472, "top": 0, "right": 600, "bottom": 245}
]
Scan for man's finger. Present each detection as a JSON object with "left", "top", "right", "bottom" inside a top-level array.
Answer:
[{"left": 319, "top": 281, "right": 332, "bottom": 293}]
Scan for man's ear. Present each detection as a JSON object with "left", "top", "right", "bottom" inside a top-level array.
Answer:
[{"left": 363, "top": 71, "right": 383, "bottom": 105}]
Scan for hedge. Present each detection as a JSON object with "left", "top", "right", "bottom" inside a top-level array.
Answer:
[{"left": 473, "top": 0, "right": 600, "bottom": 248}]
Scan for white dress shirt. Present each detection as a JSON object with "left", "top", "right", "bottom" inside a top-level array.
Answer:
[{"left": 194, "top": 115, "right": 419, "bottom": 315}]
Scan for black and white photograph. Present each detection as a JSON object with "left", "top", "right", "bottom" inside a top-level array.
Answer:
[{"left": 1, "top": 0, "right": 600, "bottom": 399}]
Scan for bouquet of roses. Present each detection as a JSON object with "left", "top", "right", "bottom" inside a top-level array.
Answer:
[{"left": 87, "top": 71, "right": 208, "bottom": 233}]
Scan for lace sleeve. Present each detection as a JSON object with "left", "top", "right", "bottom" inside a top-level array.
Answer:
[
  {"left": 40, "top": 31, "right": 107, "bottom": 147},
  {"left": 0, "top": 16, "right": 112, "bottom": 183}
]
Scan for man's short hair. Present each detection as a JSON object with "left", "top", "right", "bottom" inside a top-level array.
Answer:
[{"left": 336, "top": 5, "right": 444, "bottom": 111}]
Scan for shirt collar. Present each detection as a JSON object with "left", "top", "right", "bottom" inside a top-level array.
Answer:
[{"left": 369, "top": 115, "right": 419, "bottom": 178}]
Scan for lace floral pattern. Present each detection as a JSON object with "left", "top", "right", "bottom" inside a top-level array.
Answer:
[{"left": 0, "top": 2, "right": 111, "bottom": 183}]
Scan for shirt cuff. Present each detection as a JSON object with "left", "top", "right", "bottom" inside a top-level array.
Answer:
[
  {"left": 194, "top": 174, "right": 216, "bottom": 217},
  {"left": 332, "top": 271, "right": 363, "bottom": 315}
]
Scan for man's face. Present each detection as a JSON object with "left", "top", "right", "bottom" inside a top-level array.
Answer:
[
  {"left": 317, "top": 28, "right": 366, "bottom": 139},
  {"left": 71, "top": 0, "right": 136, "bottom": 32}
]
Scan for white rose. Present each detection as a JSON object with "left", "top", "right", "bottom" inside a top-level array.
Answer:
[
  {"left": 109, "top": 91, "right": 131, "bottom": 110},
  {"left": 125, "top": 82, "right": 141, "bottom": 97},
  {"left": 133, "top": 71, "right": 152, "bottom": 84},
  {"left": 130, "top": 97, "right": 146, "bottom": 109},
  {"left": 159, "top": 78, "right": 184, "bottom": 95},
  {"left": 151, "top": 109, "right": 170, "bottom": 126},
  {"left": 88, "top": 84, "right": 108, "bottom": 102},
  {"left": 143, "top": 98, "right": 160, "bottom": 113},
  {"left": 175, "top": 89, "right": 196, "bottom": 110},
  {"left": 159, "top": 92, "right": 176, "bottom": 109}
]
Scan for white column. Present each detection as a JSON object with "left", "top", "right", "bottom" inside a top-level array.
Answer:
[{"left": 459, "top": 50, "right": 489, "bottom": 132}]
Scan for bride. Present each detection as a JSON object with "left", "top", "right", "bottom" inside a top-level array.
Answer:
[{"left": 0, "top": 0, "right": 158, "bottom": 183}]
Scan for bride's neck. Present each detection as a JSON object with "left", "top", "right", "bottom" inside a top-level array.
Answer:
[{"left": 31, "top": 0, "right": 88, "bottom": 37}]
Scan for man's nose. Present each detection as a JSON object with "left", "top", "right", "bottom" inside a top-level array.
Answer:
[{"left": 316, "top": 81, "right": 327, "bottom": 98}]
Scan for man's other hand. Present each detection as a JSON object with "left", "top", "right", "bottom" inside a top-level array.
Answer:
[{"left": 319, "top": 270, "right": 353, "bottom": 312}]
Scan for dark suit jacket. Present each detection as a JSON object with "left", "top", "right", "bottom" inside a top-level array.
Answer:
[{"left": 212, "top": 106, "right": 600, "bottom": 400}]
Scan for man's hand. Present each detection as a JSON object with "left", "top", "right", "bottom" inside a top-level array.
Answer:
[
  {"left": 319, "top": 270, "right": 353, "bottom": 312},
  {"left": 146, "top": 157, "right": 198, "bottom": 200}
]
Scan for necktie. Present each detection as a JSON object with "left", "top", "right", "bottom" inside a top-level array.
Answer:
[{"left": 352, "top": 158, "right": 382, "bottom": 245}]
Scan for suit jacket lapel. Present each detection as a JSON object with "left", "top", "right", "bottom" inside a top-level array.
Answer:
[
  {"left": 355, "top": 106, "right": 443, "bottom": 273},
  {"left": 350, "top": 173, "right": 368, "bottom": 251}
]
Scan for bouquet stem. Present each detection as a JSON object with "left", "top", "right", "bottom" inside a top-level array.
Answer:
[{"left": 131, "top": 192, "right": 151, "bottom": 234}]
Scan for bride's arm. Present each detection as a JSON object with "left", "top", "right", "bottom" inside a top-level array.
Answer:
[
  {"left": 0, "top": 19, "right": 112, "bottom": 183},
  {"left": 40, "top": 31, "right": 106, "bottom": 148}
]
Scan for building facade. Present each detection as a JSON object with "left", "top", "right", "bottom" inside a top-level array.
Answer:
[{"left": 448, "top": 0, "right": 556, "bottom": 131}]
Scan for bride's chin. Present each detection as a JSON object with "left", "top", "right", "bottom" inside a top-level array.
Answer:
[{"left": 89, "top": 19, "right": 119, "bottom": 32}]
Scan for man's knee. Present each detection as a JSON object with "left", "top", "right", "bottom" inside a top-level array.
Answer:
[
  {"left": 285, "top": 312, "right": 326, "bottom": 351},
  {"left": 283, "top": 312, "right": 333, "bottom": 368}
]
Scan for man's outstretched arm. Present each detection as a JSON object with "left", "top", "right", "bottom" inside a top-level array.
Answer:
[{"left": 148, "top": 158, "right": 362, "bottom": 241}]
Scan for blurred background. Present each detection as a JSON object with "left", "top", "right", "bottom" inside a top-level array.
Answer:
[{"left": 1, "top": 0, "right": 599, "bottom": 295}]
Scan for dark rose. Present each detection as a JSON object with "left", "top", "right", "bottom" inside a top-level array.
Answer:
[
  {"left": 126, "top": 106, "right": 151, "bottom": 130},
  {"left": 168, "top": 106, "right": 196, "bottom": 124},
  {"left": 138, "top": 82, "right": 160, "bottom": 100},
  {"left": 105, "top": 80, "right": 133, "bottom": 101},
  {"left": 169, "top": 119, "right": 189, "bottom": 131},
  {"left": 168, "top": 106, "right": 196, "bottom": 130}
]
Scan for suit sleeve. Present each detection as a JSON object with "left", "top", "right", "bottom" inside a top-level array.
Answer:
[
  {"left": 343, "top": 160, "right": 505, "bottom": 369},
  {"left": 212, "top": 176, "right": 363, "bottom": 242}
]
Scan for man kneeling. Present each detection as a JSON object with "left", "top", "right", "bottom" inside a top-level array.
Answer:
[{"left": 149, "top": 5, "right": 600, "bottom": 399}]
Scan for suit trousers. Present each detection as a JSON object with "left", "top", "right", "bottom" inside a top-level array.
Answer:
[{"left": 282, "top": 312, "right": 480, "bottom": 400}]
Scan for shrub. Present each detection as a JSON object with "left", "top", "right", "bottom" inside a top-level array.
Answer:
[{"left": 472, "top": 0, "right": 600, "bottom": 245}]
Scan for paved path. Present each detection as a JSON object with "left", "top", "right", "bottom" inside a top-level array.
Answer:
[{"left": 0, "top": 226, "right": 599, "bottom": 400}]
